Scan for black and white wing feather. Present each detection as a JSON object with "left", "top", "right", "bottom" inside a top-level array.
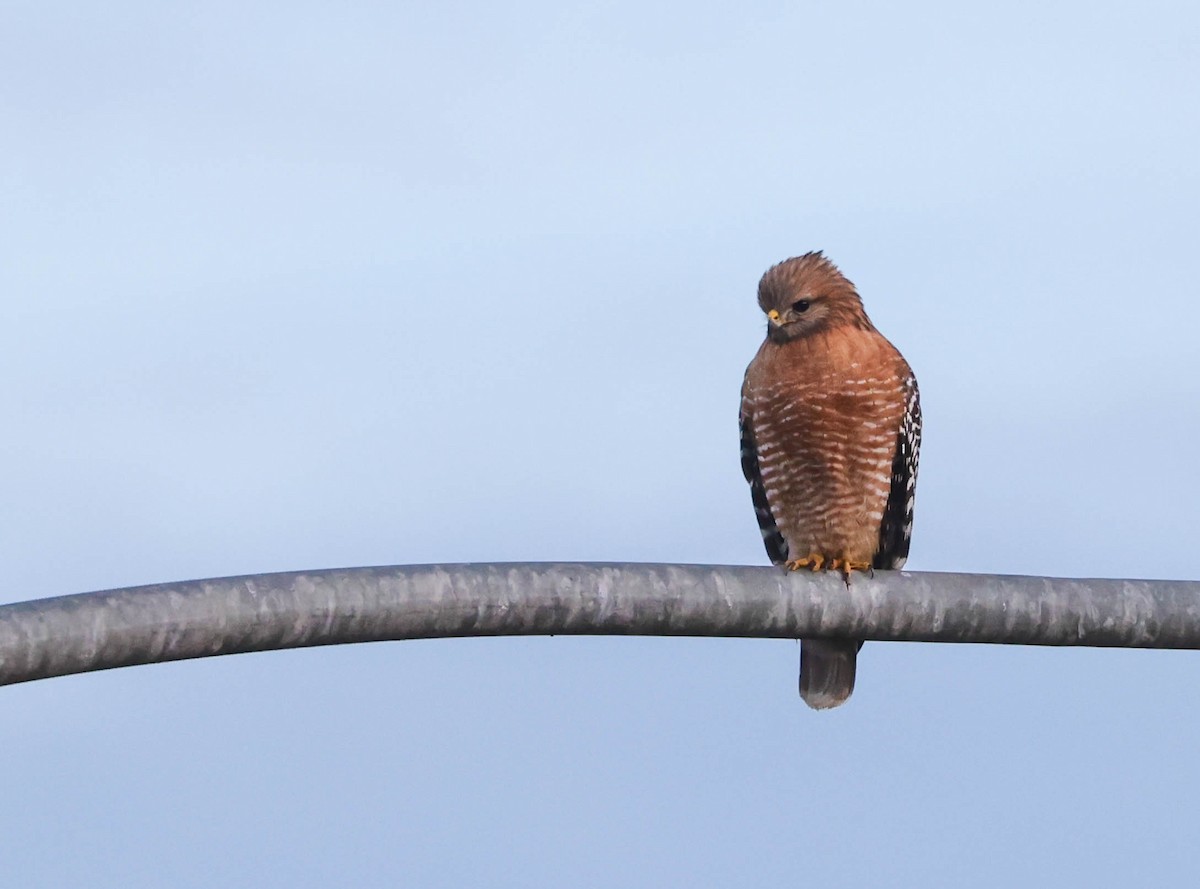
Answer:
[
  {"left": 874, "top": 372, "right": 922, "bottom": 570},
  {"left": 739, "top": 400, "right": 789, "bottom": 566}
]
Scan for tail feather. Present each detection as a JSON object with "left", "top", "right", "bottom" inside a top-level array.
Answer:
[{"left": 800, "top": 639, "right": 859, "bottom": 710}]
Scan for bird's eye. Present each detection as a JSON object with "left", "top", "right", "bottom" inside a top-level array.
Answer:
[{"left": 792, "top": 299, "right": 811, "bottom": 313}]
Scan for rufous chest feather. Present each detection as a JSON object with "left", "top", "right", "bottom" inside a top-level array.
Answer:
[
  {"left": 742, "top": 327, "right": 907, "bottom": 552},
  {"left": 743, "top": 328, "right": 907, "bottom": 426}
]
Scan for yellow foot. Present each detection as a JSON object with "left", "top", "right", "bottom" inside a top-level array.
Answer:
[
  {"left": 828, "top": 558, "right": 872, "bottom": 581},
  {"left": 785, "top": 554, "right": 825, "bottom": 572}
]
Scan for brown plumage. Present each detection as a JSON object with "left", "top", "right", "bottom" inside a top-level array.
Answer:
[{"left": 740, "top": 252, "right": 921, "bottom": 709}]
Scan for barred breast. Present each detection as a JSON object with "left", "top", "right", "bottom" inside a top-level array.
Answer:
[{"left": 742, "top": 327, "right": 910, "bottom": 564}]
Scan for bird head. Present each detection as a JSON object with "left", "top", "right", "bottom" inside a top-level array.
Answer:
[{"left": 757, "top": 252, "right": 871, "bottom": 343}]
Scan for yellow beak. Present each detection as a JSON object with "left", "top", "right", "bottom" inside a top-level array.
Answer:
[{"left": 767, "top": 309, "right": 782, "bottom": 325}]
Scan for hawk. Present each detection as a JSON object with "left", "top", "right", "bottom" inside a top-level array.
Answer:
[{"left": 739, "top": 252, "right": 921, "bottom": 709}]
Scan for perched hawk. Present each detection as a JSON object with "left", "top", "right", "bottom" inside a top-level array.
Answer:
[{"left": 740, "top": 253, "right": 921, "bottom": 709}]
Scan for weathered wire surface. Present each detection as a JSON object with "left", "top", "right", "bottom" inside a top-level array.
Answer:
[{"left": 1, "top": 563, "right": 1198, "bottom": 686}]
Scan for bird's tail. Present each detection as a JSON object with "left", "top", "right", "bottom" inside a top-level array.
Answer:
[{"left": 800, "top": 639, "right": 860, "bottom": 710}]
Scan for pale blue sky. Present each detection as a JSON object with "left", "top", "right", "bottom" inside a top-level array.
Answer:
[{"left": 2, "top": 2, "right": 1199, "bottom": 886}]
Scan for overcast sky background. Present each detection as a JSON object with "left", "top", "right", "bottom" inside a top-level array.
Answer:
[{"left": 2, "top": 1, "right": 1199, "bottom": 886}]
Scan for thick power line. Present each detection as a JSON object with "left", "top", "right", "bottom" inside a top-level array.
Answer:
[{"left": 1, "top": 563, "right": 1198, "bottom": 687}]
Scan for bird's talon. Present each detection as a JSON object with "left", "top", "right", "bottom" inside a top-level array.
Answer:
[
  {"left": 785, "top": 554, "right": 825, "bottom": 572},
  {"left": 829, "top": 558, "right": 872, "bottom": 581}
]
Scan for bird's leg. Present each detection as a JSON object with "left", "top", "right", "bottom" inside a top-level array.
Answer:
[
  {"left": 828, "top": 558, "right": 873, "bottom": 583},
  {"left": 785, "top": 554, "right": 825, "bottom": 572}
]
